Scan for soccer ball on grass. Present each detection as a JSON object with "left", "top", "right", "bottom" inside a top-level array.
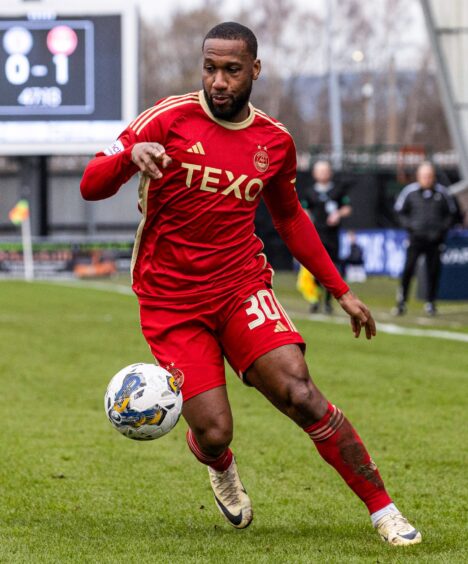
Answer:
[{"left": 104, "top": 363, "right": 183, "bottom": 440}]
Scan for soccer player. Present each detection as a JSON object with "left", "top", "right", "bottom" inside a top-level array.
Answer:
[{"left": 81, "top": 22, "right": 421, "bottom": 546}]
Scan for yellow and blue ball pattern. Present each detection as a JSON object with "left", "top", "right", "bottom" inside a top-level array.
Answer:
[{"left": 104, "top": 363, "right": 183, "bottom": 441}]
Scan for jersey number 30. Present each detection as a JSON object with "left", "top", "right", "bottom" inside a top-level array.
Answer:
[{"left": 244, "top": 289, "right": 282, "bottom": 330}]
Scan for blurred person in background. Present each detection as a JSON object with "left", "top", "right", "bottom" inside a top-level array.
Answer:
[
  {"left": 304, "top": 160, "right": 352, "bottom": 313},
  {"left": 343, "top": 230, "right": 367, "bottom": 283},
  {"left": 393, "top": 161, "right": 458, "bottom": 316}
]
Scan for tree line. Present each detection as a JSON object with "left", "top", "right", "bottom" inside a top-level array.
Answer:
[{"left": 139, "top": 0, "right": 450, "bottom": 152}]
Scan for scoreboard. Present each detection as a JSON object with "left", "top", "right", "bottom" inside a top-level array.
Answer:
[{"left": 0, "top": 1, "right": 138, "bottom": 155}]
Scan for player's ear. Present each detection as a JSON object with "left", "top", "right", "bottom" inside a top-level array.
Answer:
[{"left": 253, "top": 59, "right": 261, "bottom": 81}]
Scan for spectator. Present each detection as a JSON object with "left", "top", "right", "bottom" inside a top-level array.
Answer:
[
  {"left": 343, "top": 231, "right": 366, "bottom": 283},
  {"left": 305, "top": 160, "right": 352, "bottom": 313},
  {"left": 393, "top": 161, "right": 458, "bottom": 316}
]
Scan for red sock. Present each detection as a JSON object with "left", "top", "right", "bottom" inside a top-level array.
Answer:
[
  {"left": 186, "top": 428, "right": 233, "bottom": 472},
  {"left": 304, "top": 403, "right": 392, "bottom": 514}
]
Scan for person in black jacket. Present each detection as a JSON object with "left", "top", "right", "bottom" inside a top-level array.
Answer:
[
  {"left": 305, "top": 161, "right": 352, "bottom": 313},
  {"left": 393, "top": 162, "right": 457, "bottom": 316}
]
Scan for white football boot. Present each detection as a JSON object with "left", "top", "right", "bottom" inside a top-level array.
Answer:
[
  {"left": 207, "top": 458, "right": 253, "bottom": 529},
  {"left": 374, "top": 512, "right": 422, "bottom": 545}
]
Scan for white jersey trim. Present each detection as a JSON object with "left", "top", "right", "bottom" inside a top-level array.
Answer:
[{"left": 394, "top": 183, "right": 419, "bottom": 212}]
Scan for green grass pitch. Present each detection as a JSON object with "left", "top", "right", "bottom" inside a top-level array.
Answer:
[{"left": 0, "top": 278, "right": 467, "bottom": 563}]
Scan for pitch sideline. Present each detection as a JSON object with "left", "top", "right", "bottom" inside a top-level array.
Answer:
[
  {"left": 20, "top": 279, "right": 468, "bottom": 344},
  {"left": 291, "top": 311, "right": 468, "bottom": 343}
]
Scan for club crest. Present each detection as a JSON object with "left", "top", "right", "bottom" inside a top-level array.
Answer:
[{"left": 254, "top": 147, "right": 269, "bottom": 173}]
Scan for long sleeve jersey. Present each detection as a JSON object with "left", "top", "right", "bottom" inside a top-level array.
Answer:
[{"left": 81, "top": 91, "right": 349, "bottom": 303}]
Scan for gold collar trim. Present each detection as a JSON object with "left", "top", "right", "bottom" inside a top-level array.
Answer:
[{"left": 198, "top": 90, "right": 255, "bottom": 130}]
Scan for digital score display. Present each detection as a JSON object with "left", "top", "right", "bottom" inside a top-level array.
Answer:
[
  {"left": 0, "top": 21, "right": 94, "bottom": 115},
  {"left": 0, "top": 2, "right": 137, "bottom": 155}
]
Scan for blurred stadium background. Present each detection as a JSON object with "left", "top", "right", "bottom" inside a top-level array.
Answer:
[
  {"left": 1, "top": 2, "right": 468, "bottom": 562},
  {"left": 0, "top": 0, "right": 467, "bottom": 309}
]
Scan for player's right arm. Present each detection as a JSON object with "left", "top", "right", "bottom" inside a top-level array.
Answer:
[
  {"left": 80, "top": 128, "right": 138, "bottom": 201},
  {"left": 80, "top": 124, "right": 171, "bottom": 201},
  {"left": 81, "top": 93, "right": 202, "bottom": 199}
]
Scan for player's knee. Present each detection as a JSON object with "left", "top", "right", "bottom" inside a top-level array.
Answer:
[
  {"left": 196, "top": 423, "right": 233, "bottom": 455},
  {"left": 280, "top": 364, "right": 326, "bottom": 423},
  {"left": 286, "top": 378, "right": 314, "bottom": 412}
]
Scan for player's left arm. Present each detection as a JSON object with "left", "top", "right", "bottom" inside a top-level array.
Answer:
[
  {"left": 337, "top": 290, "right": 376, "bottom": 339},
  {"left": 262, "top": 139, "right": 376, "bottom": 339}
]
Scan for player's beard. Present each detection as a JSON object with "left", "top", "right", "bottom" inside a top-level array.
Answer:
[{"left": 203, "top": 83, "right": 252, "bottom": 121}]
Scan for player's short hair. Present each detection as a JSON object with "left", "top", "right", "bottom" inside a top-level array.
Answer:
[{"left": 203, "top": 22, "right": 258, "bottom": 59}]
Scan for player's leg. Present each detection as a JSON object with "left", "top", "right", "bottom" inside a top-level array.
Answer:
[
  {"left": 246, "top": 345, "right": 421, "bottom": 545},
  {"left": 246, "top": 345, "right": 392, "bottom": 508},
  {"left": 183, "top": 386, "right": 234, "bottom": 468},
  {"left": 183, "top": 387, "right": 252, "bottom": 529},
  {"left": 139, "top": 301, "right": 252, "bottom": 528},
  {"left": 220, "top": 286, "right": 421, "bottom": 544}
]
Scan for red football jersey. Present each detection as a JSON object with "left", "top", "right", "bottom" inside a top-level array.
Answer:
[{"left": 81, "top": 91, "right": 348, "bottom": 302}]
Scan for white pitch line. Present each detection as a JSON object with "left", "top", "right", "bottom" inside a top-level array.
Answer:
[
  {"left": 12, "top": 279, "right": 468, "bottom": 344},
  {"left": 373, "top": 323, "right": 468, "bottom": 342},
  {"left": 289, "top": 311, "right": 468, "bottom": 343},
  {"left": 32, "top": 279, "right": 135, "bottom": 296}
]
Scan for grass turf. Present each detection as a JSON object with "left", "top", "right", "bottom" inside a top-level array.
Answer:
[{"left": 0, "top": 279, "right": 467, "bottom": 563}]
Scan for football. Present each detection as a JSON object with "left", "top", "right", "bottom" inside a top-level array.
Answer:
[{"left": 104, "top": 363, "right": 183, "bottom": 440}]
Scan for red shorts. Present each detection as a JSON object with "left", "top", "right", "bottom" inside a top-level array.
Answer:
[{"left": 139, "top": 282, "right": 305, "bottom": 401}]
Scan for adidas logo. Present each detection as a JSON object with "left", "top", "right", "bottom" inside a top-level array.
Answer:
[
  {"left": 187, "top": 142, "right": 205, "bottom": 155},
  {"left": 274, "top": 321, "right": 289, "bottom": 333}
]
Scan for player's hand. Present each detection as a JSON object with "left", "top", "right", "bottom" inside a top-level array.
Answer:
[
  {"left": 131, "top": 142, "right": 172, "bottom": 180},
  {"left": 337, "top": 290, "right": 376, "bottom": 340}
]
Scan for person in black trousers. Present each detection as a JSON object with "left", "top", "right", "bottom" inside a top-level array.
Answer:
[
  {"left": 393, "top": 162, "right": 458, "bottom": 316},
  {"left": 305, "top": 161, "right": 352, "bottom": 314}
]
